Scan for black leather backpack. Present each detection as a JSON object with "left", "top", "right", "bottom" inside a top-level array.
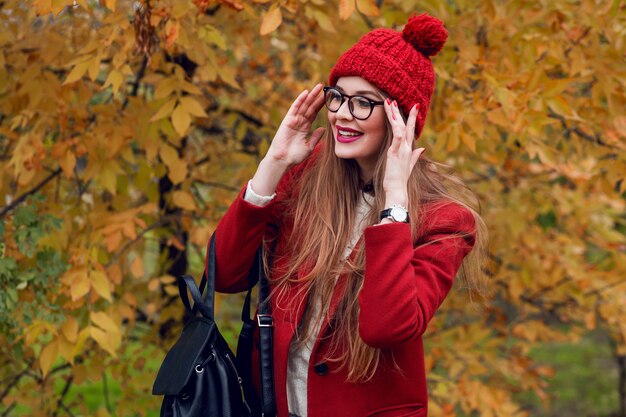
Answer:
[{"left": 152, "top": 234, "right": 275, "bottom": 417}]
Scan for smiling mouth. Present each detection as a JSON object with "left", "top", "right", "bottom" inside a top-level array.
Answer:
[{"left": 336, "top": 128, "right": 364, "bottom": 143}]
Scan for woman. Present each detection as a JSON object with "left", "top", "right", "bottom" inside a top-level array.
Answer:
[{"left": 211, "top": 13, "right": 486, "bottom": 417}]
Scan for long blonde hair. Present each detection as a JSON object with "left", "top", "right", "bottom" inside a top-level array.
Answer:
[{"left": 266, "top": 114, "right": 488, "bottom": 382}]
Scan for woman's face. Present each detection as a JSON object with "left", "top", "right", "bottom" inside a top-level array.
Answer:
[{"left": 328, "top": 76, "right": 388, "bottom": 181}]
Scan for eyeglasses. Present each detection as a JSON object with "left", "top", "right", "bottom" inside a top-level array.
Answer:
[{"left": 323, "top": 86, "right": 385, "bottom": 120}]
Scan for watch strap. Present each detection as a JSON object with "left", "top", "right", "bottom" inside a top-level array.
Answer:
[{"left": 379, "top": 206, "right": 409, "bottom": 223}]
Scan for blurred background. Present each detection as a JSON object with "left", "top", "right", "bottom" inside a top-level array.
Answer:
[{"left": 1, "top": 0, "right": 625, "bottom": 416}]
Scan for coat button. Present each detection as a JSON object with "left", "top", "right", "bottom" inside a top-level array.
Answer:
[{"left": 314, "top": 362, "right": 328, "bottom": 376}]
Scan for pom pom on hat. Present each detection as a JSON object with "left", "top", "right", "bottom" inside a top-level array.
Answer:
[{"left": 402, "top": 13, "right": 448, "bottom": 57}]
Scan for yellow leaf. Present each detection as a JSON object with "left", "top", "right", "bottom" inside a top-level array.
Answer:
[
  {"left": 88, "top": 55, "right": 101, "bottom": 81},
  {"left": 339, "top": 0, "right": 355, "bottom": 20},
  {"left": 356, "top": 0, "right": 380, "bottom": 16},
  {"left": 179, "top": 97, "right": 208, "bottom": 118},
  {"left": 181, "top": 81, "right": 203, "bottom": 95},
  {"left": 154, "top": 77, "right": 177, "bottom": 100},
  {"left": 172, "top": 190, "right": 197, "bottom": 211},
  {"left": 61, "top": 317, "right": 78, "bottom": 343},
  {"left": 446, "top": 125, "right": 459, "bottom": 152},
  {"left": 204, "top": 27, "right": 227, "bottom": 50},
  {"left": 312, "top": 10, "right": 336, "bottom": 33},
  {"left": 159, "top": 275, "right": 176, "bottom": 284},
  {"left": 159, "top": 144, "right": 188, "bottom": 185},
  {"left": 162, "top": 284, "right": 178, "bottom": 296},
  {"left": 130, "top": 257, "right": 144, "bottom": 278},
  {"left": 546, "top": 96, "right": 572, "bottom": 117},
  {"left": 40, "top": 340, "right": 58, "bottom": 378},
  {"left": 72, "top": 327, "right": 91, "bottom": 358},
  {"left": 104, "top": 0, "right": 116, "bottom": 11},
  {"left": 90, "top": 311, "right": 120, "bottom": 336},
  {"left": 152, "top": 98, "right": 177, "bottom": 122},
  {"left": 260, "top": 6, "right": 282, "bottom": 35},
  {"left": 169, "top": 161, "right": 188, "bottom": 184},
  {"left": 90, "top": 326, "right": 118, "bottom": 357},
  {"left": 171, "top": 105, "right": 191, "bottom": 137},
  {"left": 98, "top": 159, "right": 122, "bottom": 194},
  {"left": 59, "top": 151, "right": 76, "bottom": 178},
  {"left": 217, "top": 66, "right": 240, "bottom": 90},
  {"left": 57, "top": 333, "right": 75, "bottom": 364},
  {"left": 460, "top": 130, "right": 476, "bottom": 153},
  {"left": 90, "top": 270, "right": 112, "bottom": 302},
  {"left": 70, "top": 271, "right": 90, "bottom": 301},
  {"left": 159, "top": 143, "right": 179, "bottom": 166},
  {"left": 102, "top": 70, "right": 124, "bottom": 94},
  {"left": 63, "top": 61, "right": 90, "bottom": 85}
]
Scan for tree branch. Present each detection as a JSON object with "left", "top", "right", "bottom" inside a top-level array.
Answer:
[
  {"left": 0, "top": 168, "right": 62, "bottom": 219},
  {"left": 105, "top": 215, "right": 175, "bottom": 267},
  {"left": 193, "top": 179, "right": 240, "bottom": 192},
  {"left": 51, "top": 375, "right": 73, "bottom": 417}
]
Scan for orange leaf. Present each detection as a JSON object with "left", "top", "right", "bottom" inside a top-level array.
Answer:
[
  {"left": 40, "top": 340, "right": 58, "bottom": 378},
  {"left": 34, "top": 0, "right": 52, "bottom": 15},
  {"left": 260, "top": 6, "right": 282, "bottom": 35},
  {"left": 104, "top": 230, "right": 122, "bottom": 252},
  {"left": 102, "top": 0, "right": 116, "bottom": 12},
  {"left": 356, "top": 0, "right": 380, "bottom": 16},
  {"left": 172, "top": 190, "right": 197, "bottom": 211},
  {"left": 61, "top": 317, "right": 78, "bottom": 343},
  {"left": 130, "top": 257, "right": 144, "bottom": 278},
  {"left": 69, "top": 270, "right": 90, "bottom": 301},
  {"left": 166, "top": 20, "right": 180, "bottom": 48},
  {"left": 339, "top": 0, "right": 355, "bottom": 20}
]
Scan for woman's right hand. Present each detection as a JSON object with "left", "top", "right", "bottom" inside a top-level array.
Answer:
[
  {"left": 250, "top": 84, "right": 326, "bottom": 197},
  {"left": 265, "top": 83, "right": 326, "bottom": 168}
]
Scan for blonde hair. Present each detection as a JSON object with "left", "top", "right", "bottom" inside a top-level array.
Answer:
[{"left": 265, "top": 113, "right": 488, "bottom": 382}]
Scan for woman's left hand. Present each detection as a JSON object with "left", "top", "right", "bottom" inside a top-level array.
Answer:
[{"left": 382, "top": 100, "right": 425, "bottom": 207}]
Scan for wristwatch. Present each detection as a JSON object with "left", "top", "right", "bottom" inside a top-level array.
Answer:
[{"left": 379, "top": 205, "right": 409, "bottom": 223}]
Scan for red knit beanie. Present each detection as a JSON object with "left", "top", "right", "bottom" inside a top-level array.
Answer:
[{"left": 328, "top": 13, "right": 448, "bottom": 138}]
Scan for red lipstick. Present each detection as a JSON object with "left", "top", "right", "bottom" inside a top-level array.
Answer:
[{"left": 335, "top": 125, "right": 364, "bottom": 143}]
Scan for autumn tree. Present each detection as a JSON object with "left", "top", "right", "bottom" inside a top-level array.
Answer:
[{"left": 1, "top": 1, "right": 625, "bottom": 416}]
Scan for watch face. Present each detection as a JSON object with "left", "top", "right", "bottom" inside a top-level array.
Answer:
[{"left": 390, "top": 207, "right": 408, "bottom": 222}]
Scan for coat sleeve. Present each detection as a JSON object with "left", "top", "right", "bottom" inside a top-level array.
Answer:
[
  {"left": 357, "top": 202, "right": 476, "bottom": 348},
  {"left": 211, "top": 185, "right": 278, "bottom": 293},
  {"left": 210, "top": 149, "right": 319, "bottom": 293}
]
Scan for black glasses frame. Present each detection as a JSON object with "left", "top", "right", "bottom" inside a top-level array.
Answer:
[{"left": 323, "top": 86, "right": 385, "bottom": 120}]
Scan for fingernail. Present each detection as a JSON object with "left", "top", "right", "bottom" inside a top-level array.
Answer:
[
  {"left": 393, "top": 100, "right": 397, "bottom": 107},
  {"left": 386, "top": 98, "right": 391, "bottom": 105},
  {"left": 392, "top": 114, "right": 396, "bottom": 120}
]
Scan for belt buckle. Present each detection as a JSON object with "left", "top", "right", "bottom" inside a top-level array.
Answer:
[{"left": 257, "top": 314, "right": 273, "bottom": 327}]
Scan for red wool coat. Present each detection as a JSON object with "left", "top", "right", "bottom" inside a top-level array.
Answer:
[{"left": 210, "top": 159, "right": 476, "bottom": 417}]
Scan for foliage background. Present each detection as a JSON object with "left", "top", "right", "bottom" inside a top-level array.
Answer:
[{"left": 1, "top": 0, "right": 625, "bottom": 416}]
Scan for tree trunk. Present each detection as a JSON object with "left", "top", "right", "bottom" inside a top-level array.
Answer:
[{"left": 617, "top": 355, "right": 626, "bottom": 417}]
